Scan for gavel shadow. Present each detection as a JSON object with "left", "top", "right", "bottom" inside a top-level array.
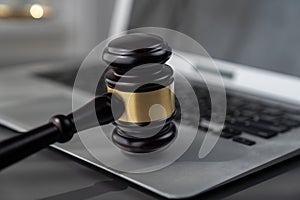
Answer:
[{"left": 39, "top": 180, "right": 128, "bottom": 200}]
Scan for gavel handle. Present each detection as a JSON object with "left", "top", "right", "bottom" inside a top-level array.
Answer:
[
  {"left": 0, "top": 118, "right": 71, "bottom": 170},
  {"left": 0, "top": 93, "right": 124, "bottom": 171}
]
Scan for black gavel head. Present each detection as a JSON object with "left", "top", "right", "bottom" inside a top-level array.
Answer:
[{"left": 102, "top": 33, "right": 177, "bottom": 153}]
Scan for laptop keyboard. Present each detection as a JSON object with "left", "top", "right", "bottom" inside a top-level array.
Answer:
[
  {"left": 35, "top": 67, "right": 300, "bottom": 146},
  {"left": 34, "top": 63, "right": 108, "bottom": 95},
  {"left": 192, "top": 85, "right": 300, "bottom": 146}
]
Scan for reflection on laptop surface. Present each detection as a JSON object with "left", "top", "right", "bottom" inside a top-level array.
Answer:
[{"left": 0, "top": 0, "right": 300, "bottom": 199}]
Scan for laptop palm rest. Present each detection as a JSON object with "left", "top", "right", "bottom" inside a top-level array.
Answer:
[{"left": 0, "top": 96, "right": 73, "bottom": 132}]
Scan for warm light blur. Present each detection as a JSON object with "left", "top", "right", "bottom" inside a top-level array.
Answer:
[
  {"left": 0, "top": 4, "right": 10, "bottom": 18},
  {"left": 30, "top": 4, "right": 44, "bottom": 19}
]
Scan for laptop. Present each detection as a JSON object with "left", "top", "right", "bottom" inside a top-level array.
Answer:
[{"left": 1, "top": 0, "right": 300, "bottom": 199}]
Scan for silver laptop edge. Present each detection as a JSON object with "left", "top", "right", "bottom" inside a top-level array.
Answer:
[
  {"left": 111, "top": 0, "right": 300, "bottom": 106},
  {"left": 0, "top": 1, "right": 300, "bottom": 199}
]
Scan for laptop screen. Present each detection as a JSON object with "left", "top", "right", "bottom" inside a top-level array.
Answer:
[{"left": 129, "top": 0, "right": 300, "bottom": 77}]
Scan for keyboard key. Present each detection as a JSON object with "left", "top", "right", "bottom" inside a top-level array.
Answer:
[
  {"left": 283, "top": 114, "right": 300, "bottom": 122},
  {"left": 220, "top": 132, "right": 235, "bottom": 139},
  {"left": 245, "top": 121, "right": 289, "bottom": 133},
  {"left": 225, "top": 117, "right": 236, "bottom": 124},
  {"left": 262, "top": 108, "right": 283, "bottom": 116},
  {"left": 227, "top": 97, "right": 245, "bottom": 106},
  {"left": 286, "top": 108, "right": 300, "bottom": 115},
  {"left": 251, "top": 116, "right": 277, "bottom": 124},
  {"left": 243, "top": 103, "right": 263, "bottom": 110},
  {"left": 279, "top": 119, "right": 300, "bottom": 128},
  {"left": 227, "top": 124, "right": 278, "bottom": 139},
  {"left": 233, "top": 137, "right": 256, "bottom": 146},
  {"left": 226, "top": 116, "right": 249, "bottom": 124},
  {"left": 235, "top": 116, "right": 250, "bottom": 123},
  {"left": 230, "top": 110, "right": 242, "bottom": 117},
  {"left": 223, "top": 127, "right": 242, "bottom": 135},
  {"left": 258, "top": 114, "right": 280, "bottom": 122},
  {"left": 220, "top": 127, "right": 242, "bottom": 139},
  {"left": 240, "top": 110, "right": 257, "bottom": 117}
]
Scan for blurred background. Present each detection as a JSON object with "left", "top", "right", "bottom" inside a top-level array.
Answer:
[
  {"left": 0, "top": 0, "right": 115, "bottom": 67},
  {"left": 0, "top": 2, "right": 300, "bottom": 199},
  {"left": 1, "top": 0, "right": 300, "bottom": 77}
]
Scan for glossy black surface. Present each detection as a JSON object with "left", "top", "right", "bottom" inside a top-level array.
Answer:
[
  {"left": 112, "top": 122, "right": 177, "bottom": 153},
  {"left": 105, "top": 63, "right": 174, "bottom": 92},
  {"left": 102, "top": 33, "right": 171, "bottom": 71},
  {"left": 102, "top": 33, "right": 176, "bottom": 153}
]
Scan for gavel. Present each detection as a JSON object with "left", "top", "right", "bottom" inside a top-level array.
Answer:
[{"left": 0, "top": 33, "right": 177, "bottom": 170}]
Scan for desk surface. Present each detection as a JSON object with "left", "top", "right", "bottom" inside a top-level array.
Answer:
[{"left": 0, "top": 126, "right": 300, "bottom": 200}]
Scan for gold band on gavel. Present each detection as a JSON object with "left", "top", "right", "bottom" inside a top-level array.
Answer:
[{"left": 107, "top": 84, "right": 175, "bottom": 123}]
